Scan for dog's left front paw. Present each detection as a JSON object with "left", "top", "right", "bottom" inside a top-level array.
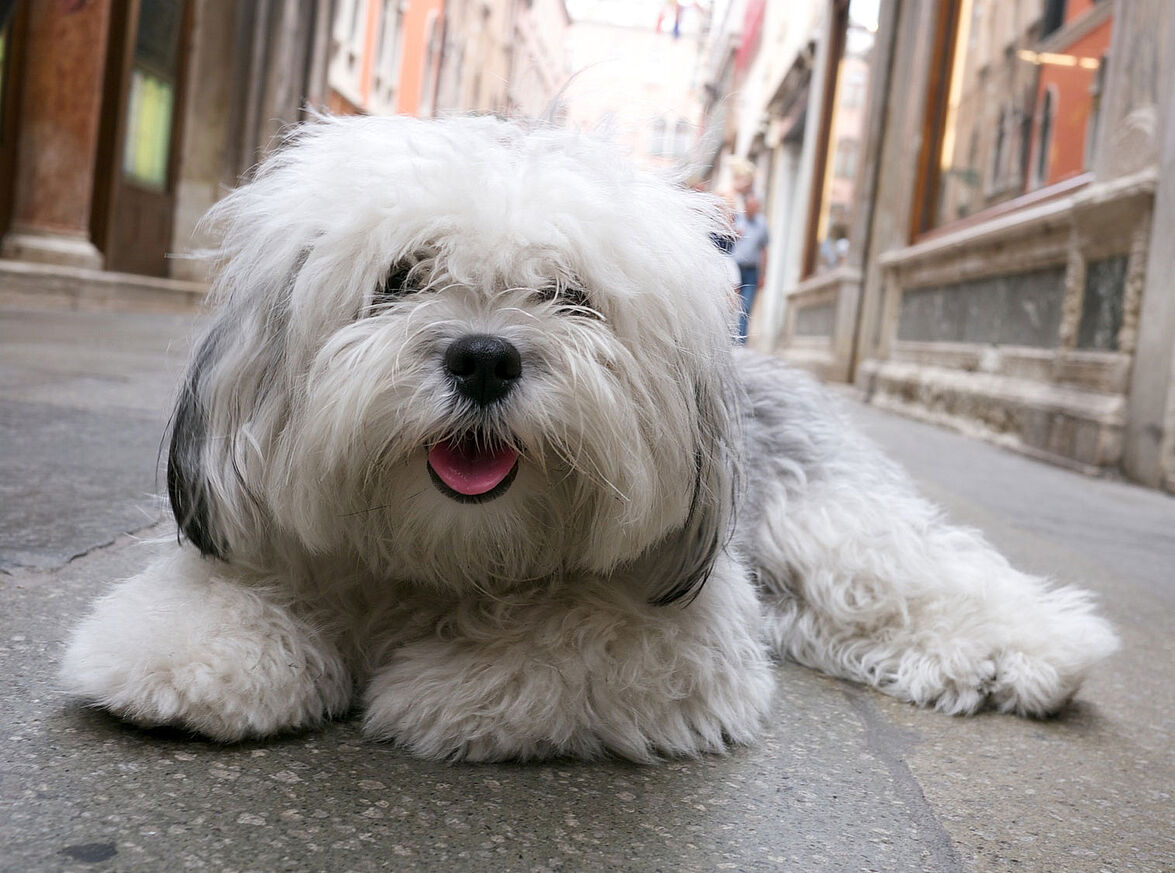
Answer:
[
  {"left": 362, "top": 641, "right": 605, "bottom": 761},
  {"left": 362, "top": 632, "right": 775, "bottom": 762}
]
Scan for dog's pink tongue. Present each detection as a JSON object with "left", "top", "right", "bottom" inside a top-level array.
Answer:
[{"left": 428, "top": 439, "right": 519, "bottom": 496}]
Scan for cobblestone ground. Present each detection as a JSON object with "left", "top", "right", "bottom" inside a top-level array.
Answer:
[{"left": 2, "top": 305, "right": 1172, "bottom": 873}]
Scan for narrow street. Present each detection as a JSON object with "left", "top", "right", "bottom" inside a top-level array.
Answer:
[{"left": 1, "top": 304, "right": 1172, "bottom": 873}]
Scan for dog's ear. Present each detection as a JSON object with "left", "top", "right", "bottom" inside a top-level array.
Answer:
[
  {"left": 647, "top": 357, "right": 741, "bottom": 606},
  {"left": 166, "top": 305, "right": 290, "bottom": 559},
  {"left": 167, "top": 326, "right": 227, "bottom": 558}
]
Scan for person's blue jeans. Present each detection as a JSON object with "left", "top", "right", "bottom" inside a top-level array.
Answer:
[{"left": 736, "top": 264, "right": 759, "bottom": 344}]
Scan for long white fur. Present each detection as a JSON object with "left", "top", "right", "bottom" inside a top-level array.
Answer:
[{"left": 59, "top": 116, "right": 1119, "bottom": 761}]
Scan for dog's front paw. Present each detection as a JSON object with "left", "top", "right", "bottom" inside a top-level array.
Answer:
[
  {"left": 60, "top": 551, "right": 352, "bottom": 741},
  {"left": 890, "top": 647, "right": 1072, "bottom": 717},
  {"left": 362, "top": 640, "right": 607, "bottom": 761},
  {"left": 363, "top": 605, "right": 775, "bottom": 761},
  {"left": 885, "top": 648, "right": 1002, "bottom": 715},
  {"left": 986, "top": 609, "right": 1120, "bottom": 716}
]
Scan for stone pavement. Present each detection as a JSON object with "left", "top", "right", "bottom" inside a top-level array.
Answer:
[{"left": 1, "top": 304, "right": 1172, "bottom": 873}]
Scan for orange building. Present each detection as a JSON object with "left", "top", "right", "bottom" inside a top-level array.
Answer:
[
  {"left": 327, "top": 0, "right": 445, "bottom": 117},
  {"left": 395, "top": 0, "right": 446, "bottom": 116},
  {"left": 1027, "top": 0, "right": 1112, "bottom": 188}
]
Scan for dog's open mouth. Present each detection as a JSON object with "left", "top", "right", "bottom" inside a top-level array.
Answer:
[{"left": 426, "top": 435, "right": 519, "bottom": 503}]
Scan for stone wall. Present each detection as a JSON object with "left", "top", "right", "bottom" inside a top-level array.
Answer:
[
  {"left": 859, "top": 170, "right": 1154, "bottom": 475},
  {"left": 838, "top": 0, "right": 1175, "bottom": 488}
]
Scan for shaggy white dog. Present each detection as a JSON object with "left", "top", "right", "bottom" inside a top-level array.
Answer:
[{"left": 60, "top": 116, "right": 1119, "bottom": 761}]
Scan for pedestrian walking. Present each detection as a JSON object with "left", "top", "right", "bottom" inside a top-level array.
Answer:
[{"left": 731, "top": 193, "right": 768, "bottom": 344}]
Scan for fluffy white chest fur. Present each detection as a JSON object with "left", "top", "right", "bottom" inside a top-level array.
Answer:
[{"left": 60, "top": 116, "right": 1118, "bottom": 762}]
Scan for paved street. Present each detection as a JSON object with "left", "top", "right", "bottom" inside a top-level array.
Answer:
[{"left": 1, "top": 304, "right": 1172, "bottom": 873}]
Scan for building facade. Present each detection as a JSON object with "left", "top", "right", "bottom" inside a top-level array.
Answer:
[
  {"left": 713, "top": 0, "right": 1174, "bottom": 492},
  {"left": 509, "top": 0, "right": 571, "bottom": 118},
  {"left": 326, "top": 0, "right": 449, "bottom": 117},
  {"left": 0, "top": 0, "right": 568, "bottom": 306},
  {"left": 0, "top": 0, "right": 334, "bottom": 302},
  {"left": 563, "top": 0, "right": 707, "bottom": 170}
]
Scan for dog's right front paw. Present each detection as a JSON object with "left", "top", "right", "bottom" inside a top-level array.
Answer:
[{"left": 59, "top": 552, "right": 351, "bottom": 741}]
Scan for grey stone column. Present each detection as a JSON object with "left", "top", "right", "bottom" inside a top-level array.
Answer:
[{"left": 1122, "top": 2, "right": 1175, "bottom": 490}]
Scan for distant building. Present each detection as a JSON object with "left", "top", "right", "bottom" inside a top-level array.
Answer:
[
  {"left": 396, "top": 0, "right": 447, "bottom": 117},
  {"left": 433, "top": 0, "right": 513, "bottom": 114},
  {"left": 698, "top": 0, "right": 825, "bottom": 346},
  {"left": 326, "top": 0, "right": 448, "bottom": 118},
  {"left": 510, "top": 0, "right": 571, "bottom": 118},
  {"left": 563, "top": 0, "right": 707, "bottom": 170},
  {"left": 328, "top": 0, "right": 403, "bottom": 115},
  {"left": 0, "top": 0, "right": 572, "bottom": 302},
  {"left": 1026, "top": 0, "right": 1112, "bottom": 188}
]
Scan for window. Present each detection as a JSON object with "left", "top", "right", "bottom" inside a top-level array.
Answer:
[
  {"left": 1041, "top": 0, "right": 1066, "bottom": 38},
  {"left": 649, "top": 118, "right": 666, "bottom": 157},
  {"left": 329, "top": 0, "right": 368, "bottom": 107},
  {"left": 803, "top": 0, "right": 877, "bottom": 276},
  {"left": 373, "top": 0, "right": 403, "bottom": 110},
  {"left": 348, "top": 0, "right": 364, "bottom": 43},
  {"left": 673, "top": 120, "right": 694, "bottom": 159},
  {"left": 833, "top": 138, "right": 858, "bottom": 180},
  {"left": 419, "top": 10, "right": 442, "bottom": 115},
  {"left": 841, "top": 69, "right": 866, "bottom": 109},
  {"left": 918, "top": 0, "right": 1113, "bottom": 233},
  {"left": 121, "top": 0, "right": 183, "bottom": 191},
  {"left": 376, "top": 1, "right": 393, "bottom": 70},
  {"left": 989, "top": 107, "right": 1006, "bottom": 190},
  {"left": 1032, "top": 86, "right": 1055, "bottom": 188}
]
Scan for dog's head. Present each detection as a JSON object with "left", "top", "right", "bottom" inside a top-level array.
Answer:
[{"left": 170, "top": 115, "right": 739, "bottom": 602}]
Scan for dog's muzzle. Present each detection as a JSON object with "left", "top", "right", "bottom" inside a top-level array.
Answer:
[{"left": 428, "top": 335, "right": 522, "bottom": 503}]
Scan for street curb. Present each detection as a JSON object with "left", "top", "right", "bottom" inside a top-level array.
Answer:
[{"left": 0, "top": 260, "right": 208, "bottom": 314}]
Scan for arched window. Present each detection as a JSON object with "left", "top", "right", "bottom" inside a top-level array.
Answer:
[
  {"left": 1084, "top": 55, "right": 1108, "bottom": 170},
  {"left": 1032, "top": 87, "right": 1056, "bottom": 188},
  {"left": 990, "top": 107, "right": 1007, "bottom": 190},
  {"left": 833, "top": 138, "right": 858, "bottom": 180}
]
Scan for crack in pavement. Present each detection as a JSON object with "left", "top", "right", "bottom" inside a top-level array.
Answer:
[{"left": 843, "top": 685, "right": 966, "bottom": 873}]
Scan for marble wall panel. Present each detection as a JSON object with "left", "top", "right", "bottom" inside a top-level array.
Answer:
[{"left": 897, "top": 267, "right": 1066, "bottom": 348}]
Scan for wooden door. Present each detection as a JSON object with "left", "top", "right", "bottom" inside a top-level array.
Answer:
[
  {"left": 96, "top": 0, "right": 189, "bottom": 276},
  {"left": 0, "top": 3, "right": 27, "bottom": 238}
]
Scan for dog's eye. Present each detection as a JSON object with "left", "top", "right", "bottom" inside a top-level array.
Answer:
[
  {"left": 537, "top": 284, "right": 599, "bottom": 317},
  {"left": 560, "top": 285, "right": 592, "bottom": 310},
  {"left": 378, "top": 263, "right": 418, "bottom": 299}
]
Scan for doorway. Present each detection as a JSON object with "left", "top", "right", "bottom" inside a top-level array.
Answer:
[{"left": 94, "top": 0, "right": 189, "bottom": 277}]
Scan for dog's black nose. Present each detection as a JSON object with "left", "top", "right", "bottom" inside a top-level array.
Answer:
[{"left": 443, "top": 334, "right": 522, "bottom": 406}]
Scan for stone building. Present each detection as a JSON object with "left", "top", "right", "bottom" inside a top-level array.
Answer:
[
  {"left": 432, "top": 0, "right": 569, "bottom": 118},
  {"left": 747, "top": 0, "right": 1174, "bottom": 492},
  {"left": 325, "top": 0, "right": 448, "bottom": 117},
  {"left": 0, "top": 0, "right": 333, "bottom": 302},
  {"left": 433, "top": 0, "right": 514, "bottom": 113}
]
